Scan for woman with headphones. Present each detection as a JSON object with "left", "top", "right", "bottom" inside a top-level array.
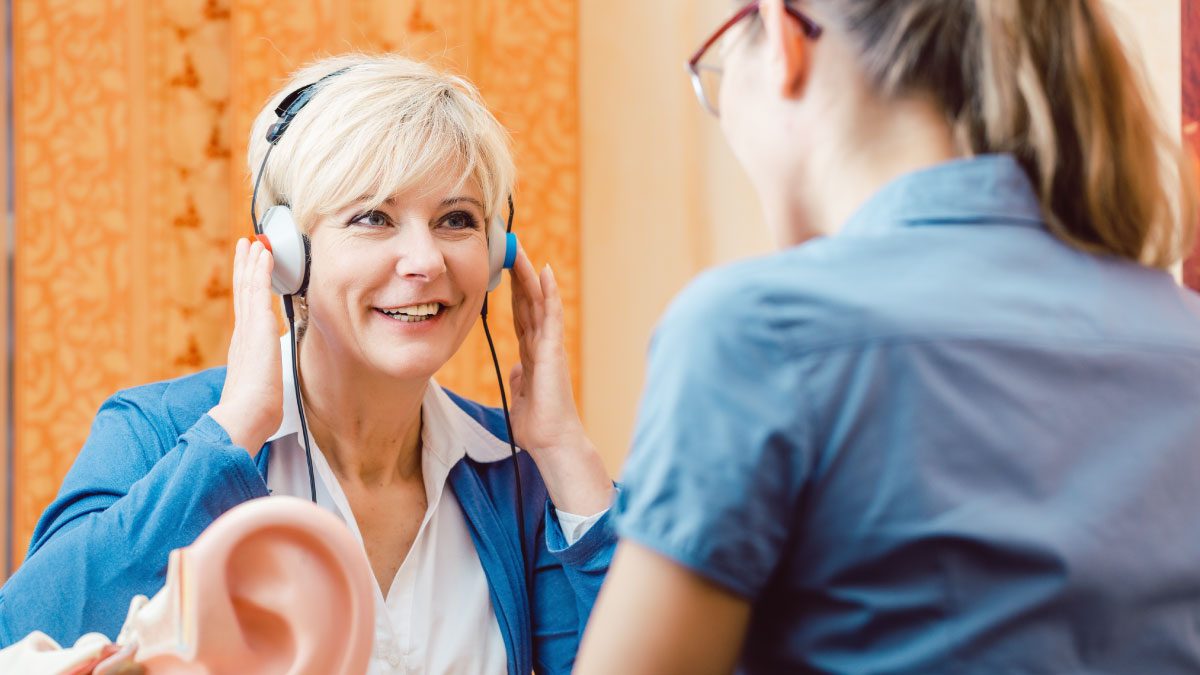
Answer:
[
  {"left": 0, "top": 54, "right": 615, "bottom": 674},
  {"left": 578, "top": 1, "right": 1200, "bottom": 673}
]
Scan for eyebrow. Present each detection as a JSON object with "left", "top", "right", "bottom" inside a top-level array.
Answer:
[
  {"left": 370, "top": 196, "right": 485, "bottom": 211},
  {"left": 440, "top": 197, "right": 485, "bottom": 210}
]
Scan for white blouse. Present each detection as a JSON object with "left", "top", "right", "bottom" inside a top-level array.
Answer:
[{"left": 265, "top": 337, "right": 600, "bottom": 674}]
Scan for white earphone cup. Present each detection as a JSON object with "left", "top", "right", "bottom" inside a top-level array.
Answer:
[
  {"left": 260, "top": 206, "right": 309, "bottom": 296},
  {"left": 487, "top": 216, "right": 508, "bottom": 292}
]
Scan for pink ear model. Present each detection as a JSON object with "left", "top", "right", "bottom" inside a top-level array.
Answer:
[{"left": 122, "top": 497, "right": 374, "bottom": 675}]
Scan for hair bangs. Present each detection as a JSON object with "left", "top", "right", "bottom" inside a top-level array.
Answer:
[{"left": 249, "top": 54, "right": 515, "bottom": 235}]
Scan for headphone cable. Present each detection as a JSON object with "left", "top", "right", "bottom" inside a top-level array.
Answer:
[
  {"left": 481, "top": 296, "right": 532, "bottom": 597},
  {"left": 283, "top": 294, "right": 318, "bottom": 503},
  {"left": 250, "top": 142, "right": 276, "bottom": 235}
]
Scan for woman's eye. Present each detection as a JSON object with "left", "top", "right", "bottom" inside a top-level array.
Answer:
[
  {"left": 350, "top": 210, "right": 391, "bottom": 228},
  {"left": 441, "top": 211, "right": 480, "bottom": 231}
]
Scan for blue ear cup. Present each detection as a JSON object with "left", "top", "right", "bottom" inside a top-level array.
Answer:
[
  {"left": 504, "top": 233, "right": 518, "bottom": 269},
  {"left": 259, "top": 206, "right": 311, "bottom": 296}
]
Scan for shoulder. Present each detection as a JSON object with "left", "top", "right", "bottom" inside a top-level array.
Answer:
[
  {"left": 653, "top": 248, "right": 863, "bottom": 364},
  {"left": 102, "top": 367, "right": 228, "bottom": 441},
  {"left": 658, "top": 237, "right": 989, "bottom": 358},
  {"left": 655, "top": 256, "right": 782, "bottom": 355}
]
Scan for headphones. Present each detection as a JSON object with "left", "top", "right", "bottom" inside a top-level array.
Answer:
[
  {"left": 247, "top": 66, "right": 532, "bottom": 600},
  {"left": 251, "top": 68, "right": 519, "bottom": 297}
]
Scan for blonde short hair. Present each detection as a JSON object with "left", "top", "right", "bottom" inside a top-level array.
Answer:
[{"left": 247, "top": 53, "right": 515, "bottom": 233}]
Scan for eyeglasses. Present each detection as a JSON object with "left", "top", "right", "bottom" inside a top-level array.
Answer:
[{"left": 687, "top": 1, "right": 823, "bottom": 117}]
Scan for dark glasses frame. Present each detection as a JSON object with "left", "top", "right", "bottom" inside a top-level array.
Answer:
[{"left": 686, "top": 1, "right": 824, "bottom": 116}]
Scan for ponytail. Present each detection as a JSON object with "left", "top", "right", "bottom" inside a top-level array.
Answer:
[{"left": 825, "top": 0, "right": 1197, "bottom": 267}]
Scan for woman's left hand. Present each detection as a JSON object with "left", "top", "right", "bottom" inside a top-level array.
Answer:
[{"left": 508, "top": 246, "right": 614, "bottom": 515}]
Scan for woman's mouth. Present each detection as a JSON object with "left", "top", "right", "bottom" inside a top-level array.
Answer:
[{"left": 375, "top": 302, "right": 446, "bottom": 323}]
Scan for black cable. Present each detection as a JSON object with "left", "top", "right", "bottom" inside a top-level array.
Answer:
[
  {"left": 481, "top": 296, "right": 531, "bottom": 595},
  {"left": 283, "top": 294, "right": 318, "bottom": 503}
]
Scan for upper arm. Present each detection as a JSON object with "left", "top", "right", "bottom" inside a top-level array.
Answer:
[
  {"left": 615, "top": 274, "right": 810, "bottom": 598},
  {"left": 575, "top": 540, "right": 751, "bottom": 675},
  {"left": 2, "top": 390, "right": 265, "bottom": 646},
  {"left": 27, "top": 394, "right": 168, "bottom": 554},
  {"left": 586, "top": 272, "right": 809, "bottom": 669}
]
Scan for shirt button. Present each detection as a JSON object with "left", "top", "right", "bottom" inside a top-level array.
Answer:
[{"left": 387, "top": 651, "right": 403, "bottom": 668}]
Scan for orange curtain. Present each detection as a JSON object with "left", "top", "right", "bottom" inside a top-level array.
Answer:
[{"left": 10, "top": 0, "right": 579, "bottom": 568}]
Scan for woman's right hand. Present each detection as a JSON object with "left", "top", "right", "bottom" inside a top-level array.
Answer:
[{"left": 208, "top": 238, "right": 283, "bottom": 457}]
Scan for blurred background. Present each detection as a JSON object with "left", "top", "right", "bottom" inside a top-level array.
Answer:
[{"left": 0, "top": 0, "right": 1193, "bottom": 579}]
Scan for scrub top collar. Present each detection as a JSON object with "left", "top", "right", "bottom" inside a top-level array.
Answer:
[{"left": 839, "top": 153, "right": 1047, "bottom": 237}]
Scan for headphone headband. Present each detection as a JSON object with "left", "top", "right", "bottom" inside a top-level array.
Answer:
[{"left": 266, "top": 67, "right": 352, "bottom": 145}]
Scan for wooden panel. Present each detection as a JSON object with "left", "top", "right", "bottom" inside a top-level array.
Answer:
[
  {"left": 0, "top": 0, "right": 10, "bottom": 581},
  {"left": 14, "top": 0, "right": 137, "bottom": 570}
]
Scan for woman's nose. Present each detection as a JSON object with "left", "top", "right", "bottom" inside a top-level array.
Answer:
[{"left": 393, "top": 223, "right": 447, "bottom": 281}]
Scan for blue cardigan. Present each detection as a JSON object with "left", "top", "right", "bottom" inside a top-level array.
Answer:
[{"left": 0, "top": 367, "right": 615, "bottom": 674}]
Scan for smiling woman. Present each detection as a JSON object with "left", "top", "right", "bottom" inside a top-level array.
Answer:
[
  {"left": 0, "top": 54, "right": 615, "bottom": 675},
  {"left": 245, "top": 56, "right": 514, "bottom": 349}
]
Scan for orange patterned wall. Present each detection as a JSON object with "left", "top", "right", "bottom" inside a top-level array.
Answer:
[{"left": 10, "top": 0, "right": 579, "bottom": 568}]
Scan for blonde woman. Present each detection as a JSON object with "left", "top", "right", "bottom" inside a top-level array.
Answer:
[
  {"left": 0, "top": 54, "right": 614, "bottom": 675},
  {"left": 578, "top": 1, "right": 1200, "bottom": 673}
]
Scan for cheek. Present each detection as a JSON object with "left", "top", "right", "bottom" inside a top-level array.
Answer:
[
  {"left": 304, "top": 238, "right": 377, "bottom": 317},
  {"left": 720, "top": 49, "right": 783, "bottom": 181},
  {"left": 446, "top": 236, "right": 492, "bottom": 295},
  {"left": 720, "top": 54, "right": 759, "bottom": 148}
]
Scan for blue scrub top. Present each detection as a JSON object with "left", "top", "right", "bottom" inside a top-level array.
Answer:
[{"left": 615, "top": 154, "right": 1200, "bottom": 673}]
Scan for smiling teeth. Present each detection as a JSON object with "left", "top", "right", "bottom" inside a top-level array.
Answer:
[{"left": 381, "top": 303, "right": 442, "bottom": 322}]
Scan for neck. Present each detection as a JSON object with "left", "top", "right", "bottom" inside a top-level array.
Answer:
[
  {"left": 772, "top": 92, "right": 962, "bottom": 246},
  {"left": 294, "top": 325, "right": 425, "bottom": 488}
]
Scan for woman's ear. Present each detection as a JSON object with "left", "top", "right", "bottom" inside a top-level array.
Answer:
[{"left": 761, "top": 0, "right": 811, "bottom": 101}]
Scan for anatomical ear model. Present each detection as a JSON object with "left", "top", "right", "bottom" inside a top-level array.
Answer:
[{"left": 0, "top": 496, "right": 375, "bottom": 675}]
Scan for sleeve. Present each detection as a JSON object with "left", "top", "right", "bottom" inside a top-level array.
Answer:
[
  {"left": 530, "top": 491, "right": 619, "bottom": 674},
  {"left": 553, "top": 508, "right": 607, "bottom": 546},
  {"left": 613, "top": 275, "right": 810, "bottom": 600},
  {"left": 0, "top": 393, "right": 269, "bottom": 648}
]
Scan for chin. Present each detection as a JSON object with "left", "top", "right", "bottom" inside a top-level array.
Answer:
[{"left": 360, "top": 344, "right": 447, "bottom": 382}]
